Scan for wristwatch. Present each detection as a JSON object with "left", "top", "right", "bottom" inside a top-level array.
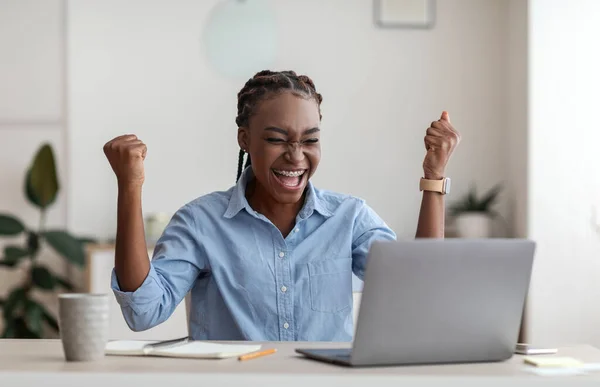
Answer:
[{"left": 420, "top": 177, "right": 451, "bottom": 195}]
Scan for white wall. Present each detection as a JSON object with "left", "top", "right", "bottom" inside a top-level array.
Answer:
[
  {"left": 0, "top": 0, "right": 68, "bottom": 335},
  {"left": 526, "top": 0, "right": 600, "bottom": 347},
  {"left": 66, "top": 0, "right": 511, "bottom": 241},
  {"left": 0, "top": 0, "right": 63, "bottom": 122}
]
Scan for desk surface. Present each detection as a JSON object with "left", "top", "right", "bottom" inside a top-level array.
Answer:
[{"left": 2, "top": 339, "right": 600, "bottom": 386}]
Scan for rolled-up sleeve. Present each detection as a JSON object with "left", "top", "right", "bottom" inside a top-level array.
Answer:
[
  {"left": 351, "top": 202, "right": 396, "bottom": 280},
  {"left": 111, "top": 203, "right": 205, "bottom": 332}
]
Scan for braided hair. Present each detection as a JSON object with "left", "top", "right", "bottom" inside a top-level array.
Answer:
[{"left": 235, "top": 70, "right": 323, "bottom": 182}]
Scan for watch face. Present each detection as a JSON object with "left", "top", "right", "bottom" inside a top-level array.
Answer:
[{"left": 444, "top": 178, "right": 451, "bottom": 194}]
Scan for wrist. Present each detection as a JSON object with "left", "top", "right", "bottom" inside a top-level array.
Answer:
[
  {"left": 423, "top": 172, "right": 444, "bottom": 180},
  {"left": 118, "top": 180, "right": 143, "bottom": 194}
]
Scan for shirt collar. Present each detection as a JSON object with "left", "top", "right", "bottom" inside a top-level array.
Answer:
[{"left": 223, "top": 167, "right": 333, "bottom": 219}]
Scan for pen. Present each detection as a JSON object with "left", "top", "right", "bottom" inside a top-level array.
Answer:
[
  {"left": 144, "top": 336, "right": 189, "bottom": 350},
  {"left": 238, "top": 348, "right": 277, "bottom": 361}
]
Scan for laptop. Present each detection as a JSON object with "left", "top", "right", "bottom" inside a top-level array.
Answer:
[{"left": 295, "top": 238, "right": 536, "bottom": 367}]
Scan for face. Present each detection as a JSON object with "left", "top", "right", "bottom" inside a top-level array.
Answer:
[{"left": 238, "top": 91, "right": 321, "bottom": 204}]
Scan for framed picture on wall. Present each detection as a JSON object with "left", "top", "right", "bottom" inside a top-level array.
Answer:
[{"left": 374, "top": 0, "right": 436, "bottom": 29}]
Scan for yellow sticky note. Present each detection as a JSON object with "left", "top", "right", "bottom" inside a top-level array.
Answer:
[{"left": 523, "top": 356, "right": 584, "bottom": 368}]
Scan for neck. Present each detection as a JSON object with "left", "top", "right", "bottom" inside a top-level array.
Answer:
[{"left": 245, "top": 178, "right": 305, "bottom": 236}]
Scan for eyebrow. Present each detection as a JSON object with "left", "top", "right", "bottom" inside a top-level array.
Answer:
[{"left": 264, "top": 127, "right": 320, "bottom": 135}]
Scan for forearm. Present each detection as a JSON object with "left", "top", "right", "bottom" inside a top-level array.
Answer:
[
  {"left": 417, "top": 110, "right": 459, "bottom": 238},
  {"left": 415, "top": 191, "right": 445, "bottom": 238},
  {"left": 114, "top": 183, "right": 150, "bottom": 291}
]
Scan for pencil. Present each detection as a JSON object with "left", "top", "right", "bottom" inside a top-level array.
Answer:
[{"left": 238, "top": 348, "right": 277, "bottom": 361}]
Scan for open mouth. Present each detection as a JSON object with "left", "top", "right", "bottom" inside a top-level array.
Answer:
[{"left": 272, "top": 169, "right": 307, "bottom": 190}]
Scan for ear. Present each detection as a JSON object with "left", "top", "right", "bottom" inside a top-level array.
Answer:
[{"left": 237, "top": 127, "right": 249, "bottom": 151}]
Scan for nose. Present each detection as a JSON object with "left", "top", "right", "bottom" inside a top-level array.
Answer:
[{"left": 285, "top": 142, "right": 305, "bottom": 163}]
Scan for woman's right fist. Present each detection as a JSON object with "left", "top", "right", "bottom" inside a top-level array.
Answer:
[{"left": 103, "top": 134, "right": 147, "bottom": 187}]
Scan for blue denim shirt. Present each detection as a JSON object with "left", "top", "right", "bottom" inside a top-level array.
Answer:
[{"left": 111, "top": 167, "right": 396, "bottom": 341}]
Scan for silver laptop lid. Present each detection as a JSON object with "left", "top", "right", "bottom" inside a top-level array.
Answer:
[{"left": 351, "top": 239, "right": 535, "bottom": 366}]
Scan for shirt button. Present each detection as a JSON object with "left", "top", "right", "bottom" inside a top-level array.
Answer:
[
  {"left": 294, "top": 228, "right": 299, "bottom": 233},
  {"left": 283, "top": 322, "right": 289, "bottom": 329},
  {"left": 281, "top": 286, "right": 287, "bottom": 293},
  {"left": 279, "top": 251, "right": 285, "bottom": 258}
]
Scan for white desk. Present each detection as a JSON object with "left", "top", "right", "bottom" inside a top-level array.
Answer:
[{"left": 2, "top": 339, "right": 600, "bottom": 386}]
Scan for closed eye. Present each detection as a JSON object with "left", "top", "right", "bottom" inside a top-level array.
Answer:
[
  {"left": 266, "top": 138, "right": 285, "bottom": 143},
  {"left": 303, "top": 138, "right": 319, "bottom": 144}
]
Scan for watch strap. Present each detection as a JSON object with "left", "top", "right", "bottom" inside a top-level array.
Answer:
[{"left": 420, "top": 178, "right": 447, "bottom": 194}]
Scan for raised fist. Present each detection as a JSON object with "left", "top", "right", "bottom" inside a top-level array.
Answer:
[
  {"left": 103, "top": 134, "right": 147, "bottom": 187},
  {"left": 422, "top": 111, "right": 460, "bottom": 180}
]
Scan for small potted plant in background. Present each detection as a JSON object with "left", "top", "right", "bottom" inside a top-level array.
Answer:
[
  {"left": 449, "top": 183, "right": 503, "bottom": 238},
  {"left": 0, "top": 143, "right": 93, "bottom": 338}
]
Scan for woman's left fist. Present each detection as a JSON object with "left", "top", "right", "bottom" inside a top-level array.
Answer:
[{"left": 422, "top": 111, "right": 460, "bottom": 179}]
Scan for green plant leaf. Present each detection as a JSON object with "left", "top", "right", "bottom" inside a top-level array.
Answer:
[
  {"left": 41, "top": 230, "right": 85, "bottom": 267},
  {"left": 31, "top": 266, "right": 56, "bottom": 290},
  {"left": 0, "top": 214, "right": 25, "bottom": 236},
  {"left": 449, "top": 182, "right": 504, "bottom": 216},
  {"left": 467, "top": 186, "right": 477, "bottom": 208},
  {"left": 24, "top": 299, "right": 44, "bottom": 337},
  {"left": 479, "top": 184, "right": 503, "bottom": 210},
  {"left": 24, "top": 168, "right": 43, "bottom": 208},
  {"left": 42, "top": 308, "right": 59, "bottom": 332},
  {"left": 78, "top": 236, "right": 97, "bottom": 245},
  {"left": 55, "top": 276, "right": 75, "bottom": 291},
  {"left": 27, "top": 232, "right": 40, "bottom": 256},
  {"left": 14, "top": 316, "right": 40, "bottom": 338},
  {"left": 3, "top": 287, "right": 27, "bottom": 317},
  {"left": 5, "top": 246, "right": 29, "bottom": 259},
  {"left": 4, "top": 246, "right": 29, "bottom": 267},
  {"left": 0, "top": 250, "right": 27, "bottom": 268},
  {"left": 26, "top": 143, "right": 59, "bottom": 209},
  {"left": 1, "top": 319, "right": 15, "bottom": 338}
]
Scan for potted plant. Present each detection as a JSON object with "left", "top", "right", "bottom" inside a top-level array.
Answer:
[
  {"left": 449, "top": 183, "right": 503, "bottom": 238},
  {"left": 0, "top": 143, "right": 93, "bottom": 338}
]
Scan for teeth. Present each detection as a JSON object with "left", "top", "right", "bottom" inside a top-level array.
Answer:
[{"left": 274, "top": 169, "right": 305, "bottom": 177}]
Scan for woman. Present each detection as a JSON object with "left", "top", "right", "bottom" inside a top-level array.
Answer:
[{"left": 103, "top": 70, "right": 460, "bottom": 341}]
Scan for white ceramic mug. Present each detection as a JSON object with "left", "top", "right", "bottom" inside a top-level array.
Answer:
[{"left": 58, "top": 293, "right": 109, "bottom": 361}]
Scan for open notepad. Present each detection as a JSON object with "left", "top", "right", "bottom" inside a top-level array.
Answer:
[{"left": 105, "top": 337, "right": 262, "bottom": 359}]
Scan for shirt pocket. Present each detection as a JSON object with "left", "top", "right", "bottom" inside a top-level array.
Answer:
[{"left": 307, "top": 258, "right": 353, "bottom": 313}]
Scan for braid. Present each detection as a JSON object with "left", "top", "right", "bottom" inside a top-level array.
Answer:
[
  {"left": 234, "top": 70, "right": 323, "bottom": 182},
  {"left": 236, "top": 150, "right": 253, "bottom": 183},
  {"left": 236, "top": 149, "right": 245, "bottom": 183}
]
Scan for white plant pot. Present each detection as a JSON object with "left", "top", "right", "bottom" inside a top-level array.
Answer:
[{"left": 454, "top": 212, "right": 492, "bottom": 238}]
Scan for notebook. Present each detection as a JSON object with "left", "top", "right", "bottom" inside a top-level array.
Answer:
[
  {"left": 105, "top": 337, "right": 262, "bottom": 359},
  {"left": 523, "top": 356, "right": 584, "bottom": 368}
]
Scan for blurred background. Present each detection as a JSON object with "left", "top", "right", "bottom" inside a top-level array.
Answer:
[{"left": 0, "top": 0, "right": 599, "bottom": 348}]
